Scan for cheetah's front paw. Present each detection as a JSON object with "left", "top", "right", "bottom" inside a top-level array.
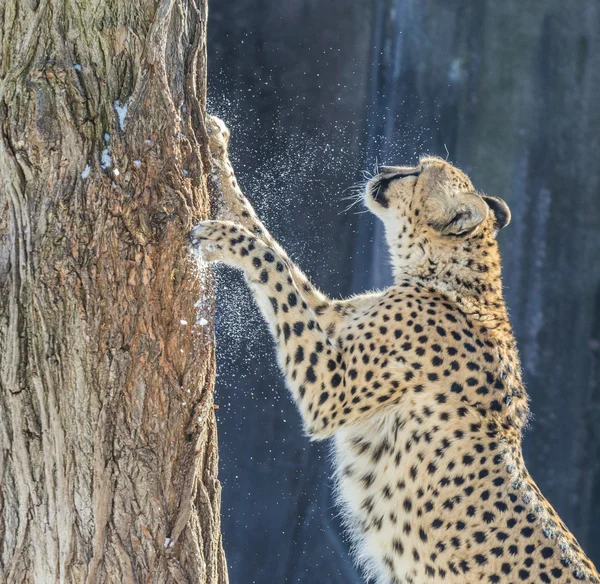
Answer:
[
  {"left": 189, "top": 220, "right": 255, "bottom": 265},
  {"left": 207, "top": 115, "right": 231, "bottom": 166},
  {"left": 189, "top": 220, "right": 229, "bottom": 262},
  {"left": 205, "top": 116, "right": 246, "bottom": 223}
]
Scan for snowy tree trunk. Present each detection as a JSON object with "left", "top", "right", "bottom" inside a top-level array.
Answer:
[{"left": 0, "top": 1, "right": 228, "bottom": 582}]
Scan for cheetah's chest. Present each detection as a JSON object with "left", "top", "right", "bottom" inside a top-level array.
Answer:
[{"left": 332, "top": 406, "right": 444, "bottom": 583}]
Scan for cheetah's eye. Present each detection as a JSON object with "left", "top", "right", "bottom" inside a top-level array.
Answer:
[
  {"left": 440, "top": 212, "right": 479, "bottom": 238},
  {"left": 426, "top": 192, "right": 489, "bottom": 237}
]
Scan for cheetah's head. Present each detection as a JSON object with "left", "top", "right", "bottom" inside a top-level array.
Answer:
[{"left": 364, "top": 156, "right": 511, "bottom": 281}]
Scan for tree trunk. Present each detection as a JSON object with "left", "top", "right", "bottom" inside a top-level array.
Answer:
[{"left": 0, "top": 1, "right": 228, "bottom": 582}]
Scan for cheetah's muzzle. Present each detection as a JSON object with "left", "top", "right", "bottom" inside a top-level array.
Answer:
[{"left": 368, "top": 166, "right": 422, "bottom": 208}]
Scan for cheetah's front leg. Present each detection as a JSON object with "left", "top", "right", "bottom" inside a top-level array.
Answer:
[
  {"left": 191, "top": 220, "right": 349, "bottom": 438},
  {"left": 207, "top": 117, "right": 378, "bottom": 336},
  {"left": 207, "top": 116, "right": 329, "bottom": 312}
]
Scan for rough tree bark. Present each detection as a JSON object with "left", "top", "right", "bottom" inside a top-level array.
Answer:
[{"left": 0, "top": 1, "right": 228, "bottom": 582}]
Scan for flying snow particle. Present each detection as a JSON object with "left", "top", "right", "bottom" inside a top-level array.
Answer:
[
  {"left": 113, "top": 168, "right": 120, "bottom": 177},
  {"left": 133, "top": 160, "right": 141, "bottom": 168},
  {"left": 74, "top": 64, "right": 82, "bottom": 71},
  {"left": 197, "top": 318, "right": 208, "bottom": 326},
  {"left": 81, "top": 165, "right": 91, "bottom": 180},
  {"left": 180, "top": 319, "right": 188, "bottom": 325},
  {"left": 114, "top": 100, "right": 129, "bottom": 131}
]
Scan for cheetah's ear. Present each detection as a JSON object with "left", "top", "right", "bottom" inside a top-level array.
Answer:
[{"left": 481, "top": 196, "right": 511, "bottom": 232}]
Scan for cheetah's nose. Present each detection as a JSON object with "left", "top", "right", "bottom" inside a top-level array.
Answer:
[
  {"left": 379, "top": 166, "right": 398, "bottom": 174},
  {"left": 378, "top": 165, "right": 422, "bottom": 179}
]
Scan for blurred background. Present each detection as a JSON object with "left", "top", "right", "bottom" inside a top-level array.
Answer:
[{"left": 207, "top": 1, "right": 600, "bottom": 581}]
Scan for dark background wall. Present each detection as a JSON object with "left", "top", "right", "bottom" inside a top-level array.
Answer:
[{"left": 207, "top": 1, "right": 600, "bottom": 581}]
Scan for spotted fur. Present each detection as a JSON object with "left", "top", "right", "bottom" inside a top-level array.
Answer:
[{"left": 190, "top": 116, "right": 599, "bottom": 584}]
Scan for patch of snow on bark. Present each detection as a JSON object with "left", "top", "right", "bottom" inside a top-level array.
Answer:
[
  {"left": 101, "top": 149, "right": 111, "bottom": 169},
  {"left": 114, "top": 100, "right": 129, "bottom": 131}
]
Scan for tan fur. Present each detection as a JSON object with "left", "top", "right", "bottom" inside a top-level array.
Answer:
[{"left": 190, "top": 117, "right": 599, "bottom": 584}]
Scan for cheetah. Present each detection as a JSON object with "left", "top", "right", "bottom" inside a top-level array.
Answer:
[{"left": 190, "top": 116, "right": 600, "bottom": 584}]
